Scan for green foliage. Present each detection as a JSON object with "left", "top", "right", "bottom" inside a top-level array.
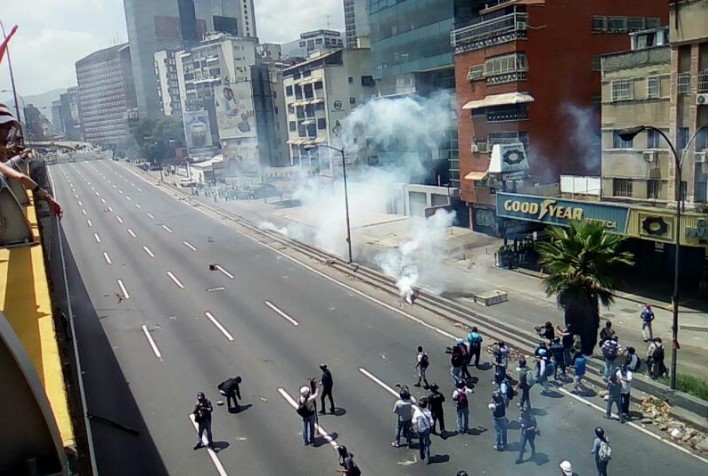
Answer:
[
  {"left": 131, "top": 117, "right": 185, "bottom": 163},
  {"left": 659, "top": 374, "right": 708, "bottom": 401},
  {"left": 536, "top": 221, "right": 634, "bottom": 310}
]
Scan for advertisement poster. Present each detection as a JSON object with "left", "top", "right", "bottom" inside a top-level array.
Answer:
[
  {"left": 226, "top": 139, "right": 260, "bottom": 175},
  {"left": 214, "top": 82, "right": 256, "bottom": 140},
  {"left": 183, "top": 110, "right": 213, "bottom": 149}
]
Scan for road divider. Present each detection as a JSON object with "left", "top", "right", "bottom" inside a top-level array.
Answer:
[
  {"left": 265, "top": 301, "right": 299, "bottom": 327},
  {"left": 166, "top": 271, "right": 184, "bottom": 289},
  {"left": 141, "top": 325, "right": 163, "bottom": 361},
  {"left": 87, "top": 219, "right": 93, "bottom": 228},
  {"left": 277, "top": 388, "right": 338, "bottom": 449},
  {"left": 204, "top": 312, "right": 234, "bottom": 341},
  {"left": 116, "top": 216, "right": 123, "bottom": 224},
  {"left": 81, "top": 209, "right": 87, "bottom": 216},
  {"left": 162, "top": 224, "right": 173, "bottom": 233},
  {"left": 147, "top": 212, "right": 154, "bottom": 219},
  {"left": 135, "top": 203, "right": 141, "bottom": 209}
]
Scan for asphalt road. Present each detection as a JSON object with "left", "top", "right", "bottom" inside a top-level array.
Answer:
[{"left": 51, "top": 158, "right": 707, "bottom": 476}]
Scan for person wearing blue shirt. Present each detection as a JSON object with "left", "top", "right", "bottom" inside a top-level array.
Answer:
[
  {"left": 467, "top": 326, "right": 484, "bottom": 367},
  {"left": 572, "top": 352, "right": 587, "bottom": 394},
  {"left": 591, "top": 427, "right": 611, "bottom": 476},
  {"left": 641, "top": 304, "right": 655, "bottom": 341}
]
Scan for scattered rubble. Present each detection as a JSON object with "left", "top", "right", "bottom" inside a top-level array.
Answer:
[{"left": 639, "top": 396, "right": 707, "bottom": 455}]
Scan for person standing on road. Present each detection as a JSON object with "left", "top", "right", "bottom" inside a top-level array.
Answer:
[
  {"left": 392, "top": 386, "right": 415, "bottom": 448},
  {"left": 427, "top": 383, "right": 447, "bottom": 437},
  {"left": 535, "top": 350, "right": 551, "bottom": 394},
  {"left": 555, "top": 323, "right": 575, "bottom": 367},
  {"left": 640, "top": 304, "right": 655, "bottom": 342},
  {"left": 412, "top": 397, "right": 434, "bottom": 464},
  {"left": 415, "top": 346, "right": 430, "bottom": 388},
  {"left": 217, "top": 376, "right": 242, "bottom": 412},
  {"left": 601, "top": 336, "right": 622, "bottom": 381},
  {"left": 616, "top": 364, "right": 633, "bottom": 421},
  {"left": 515, "top": 358, "right": 532, "bottom": 410},
  {"left": 298, "top": 385, "right": 319, "bottom": 445},
  {"left": 516, "top": 406, "right": 538, "bottom": 464},
  {"left": 192, "top": 392, "right": 215, "bottom": 450},
  {"left": 488, "top": 392, "right": 507, "bottom": 451},
  {"left": 319, "top": 364, "right": 336, "bottom": 414},
  {"left": 605, "top": 374, "right": 625, "bottom": 423},
  {"left": 572, "top": 352, "right": 587, "bottom": 394},
  {"left": 466, "top": 326, "right": 483, "bottom": 368},
  {"left": 452, "top": 381, "right": 473, "bottom": 434},
  {"left": 599, "top": 321, "right": 616, "bottom": 347},
  {"left": 550, "top": 337, "right": 566, "bottom": 381},
  {"left": 449, "top": 344, "right": 465, "bottom": 386},
  {"left": 591, "top": 426, "right": 612, "bottom": 476}
]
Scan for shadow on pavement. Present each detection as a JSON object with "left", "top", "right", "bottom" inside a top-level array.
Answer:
[
  {"left": 467, "top": 426, "right": 487, "bottom": 436},
  {"left": 329, "top": 407, "right": 347, "bottom": 417},
  {"left": 428, "top": 454, "right": 450, "bottom": 464},
  {"left": 314, "top": 432, "right": 339, "bottom": 448},
  {"left": 211, "top": 441, "right": 230, "bottom": 453},
  {"left": 228, "top": 403, "right": 253, "bottom": 414},
  {"left": 530, "top": 408, "right": 548, "bottom": 416}
]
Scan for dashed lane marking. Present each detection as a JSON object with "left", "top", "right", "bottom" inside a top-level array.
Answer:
[
  {"left": 265, "top": 301, "right": 299, "bottom": 327},
  {"left": 204, "top": 312, "right": 234, "bottom": 341},
  {"left": 142, "top": 325, "right": 163, "bottom": 361}
]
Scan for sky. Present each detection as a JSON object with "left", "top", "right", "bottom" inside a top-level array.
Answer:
[{"left": 0, "top": 0, "right": 345, "bottom": 97}]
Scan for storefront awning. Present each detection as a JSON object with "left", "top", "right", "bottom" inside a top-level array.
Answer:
[
  {"left": 464, "top": 171, "right": 489, "bottom": 181},
  {"left": 462, "top": 92, "right": 535, "bottom": 110}
]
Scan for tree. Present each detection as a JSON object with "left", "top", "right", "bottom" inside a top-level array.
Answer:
[
  {"left": 536, "top": 221, "right": 634, "bottom": 355},
  {"left": 131, "top": 117, "right": 185, "bottom": 164}
]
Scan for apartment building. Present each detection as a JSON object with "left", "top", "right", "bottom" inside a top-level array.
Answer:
[
  {"left": 343, "top": 0, "right": 370, "bottom": 48},
  {"left": 281, "top": 30, "right": 344, "bottom": 59},
  {"left": 154, "top": 49, "right": 183, "bottom": 118}
]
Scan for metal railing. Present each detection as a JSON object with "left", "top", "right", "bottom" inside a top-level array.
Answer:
[{"left": 451, "top": 12, "right": 528, "bottom": 50}]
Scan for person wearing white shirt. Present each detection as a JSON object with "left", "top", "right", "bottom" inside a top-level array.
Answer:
[
  {"left": 615, "top": 365, "right": 633, "bottom": 420},
  {"left": 412, "top": 398, "right": 434, "bottom": 464}
]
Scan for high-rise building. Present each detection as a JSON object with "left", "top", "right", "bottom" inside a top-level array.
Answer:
[
  {"left": 75, "top": 44, "right": 137, "bottom": 147},
  {"left": 343, "top": 0, "right": 370, "bottom": 48},
  {"left": 154, "top": 49, "right": 183, "bottom": 118},
  {"left": 281, "top": 30, "right": 344, "bottom": 59},
  {"left": 123, "top": 0, "right": 256, "bottom": 118}
]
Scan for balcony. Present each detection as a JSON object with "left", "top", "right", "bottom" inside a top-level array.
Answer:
[
  {"left": 451, "top": 12, "right": 528, "bottom": 54},
  {"left": 487, "top": 70, "right": 527, "bottom": 85}
]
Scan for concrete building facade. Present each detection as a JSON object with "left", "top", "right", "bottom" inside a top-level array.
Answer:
[
  {"left": 154, "top": 49, "right": 183, "bottom": 119},
  {"left": 343, "top": 0, "right": 370, "bottom": 48},
  {"left": 75, "top": 44, "right": 137, "bottom": 147},
  {"left": 281, "top": 30, "right": 344, "bottom": 59}
]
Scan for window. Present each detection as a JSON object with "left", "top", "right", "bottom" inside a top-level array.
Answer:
[
  {"left": 613, "top": 130, "right": 633, "bottom": 148},
  {"left": 350, "top": 97, "right": 356, "bottom": 105},
  {"left": 699, "top": 70, "right": 708, "bottom": 93},
  {"left": 288, "top": 121, "right": 296, "bottom": 132},
  {"left": 314, "top": 81, "right": 323, "bottom": 90},
  {"left": 361, "top": 75, "right": 375, "bottom": 87},
  {"left": 484, "top": 53, "right": 527, "bottom": 77},
  {"left": 680, "top": 181, "right": 688, "bottom": 202},
  {"left": 647, "top": 128, "right": 661, "bottom": 149},
  {"left": 677, "top": 72, "right": 690, "bottom": 94},
  {"left": 678, "top": 127, "right": 689, "bottom": 150},
  {"left": 647, "top": 76, "right": 660, "bottom": 99},
  {"left": 591, "top": 16, "right": 607, "bottom": 32},
  {"left": 697, "top": 129, "right": 708, "bottom": 150},
  {"left": 317, "top": 118, "right": 326, "bottom": 130},
  {"left": 285, "top": 85, "right": 293, "bottom": 96},
  {"left": 486, "top": 104, "right": 528, "bottom": 122},
  {"left": 315, "top": 102, "right": 325, "bottom": 111},
  {"left": 608, "top": 16, "right": 627, "bottom": 33},
  {"left": 646, "top": 17, "right": 661, "bottom": 28},
  {"left": 611, "top": 80, "right": 633, "bottom": 101},
  {"left": 647, "top": 179, "right": 661, "bottom": 199},
  {"left": 467, "top": 65, "right": 484, "bottom": 81},
  {"left": 348, "top": 77, "right": 353, "bottom": 84},
  {"left": 613, "top": 178, "right": 633, "bottom": 197},
  {"left": 591, "top": 56, "right": 601, "bottom": 72},
  {"left": 627, "top": 17, "right": 646, "bottom": 31}
]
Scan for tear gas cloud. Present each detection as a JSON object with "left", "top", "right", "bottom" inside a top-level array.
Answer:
[{"left": 563, "top": 104, "right": 601, "bottom": 175}]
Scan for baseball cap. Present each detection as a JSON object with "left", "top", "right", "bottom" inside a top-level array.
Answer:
[
  {"left": 0, "top": 104, "right": 19, "bottom": 126},
  {"left": 559, "top": 460, "right": 573, "bottom": 475}
]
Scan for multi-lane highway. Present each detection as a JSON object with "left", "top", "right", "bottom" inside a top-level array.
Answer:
[{"left": 51, "top": 158, "right": 707, "bottom": 475}]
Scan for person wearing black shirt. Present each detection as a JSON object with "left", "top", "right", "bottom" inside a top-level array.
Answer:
[
  {"left": 427, "top": 383, "right": 447, "bottom": 437},
  {"left": 516, "top": 407, "right": 538, "bottom": 463},
  {"left": 192, "top": 392, "right": 214, "bottom": 450},
  {"left": 319, "top": 363, "right": 336, "bottom": 414},
  {"left": 217, "top": 376, "right": 242, "bottom": 411}
]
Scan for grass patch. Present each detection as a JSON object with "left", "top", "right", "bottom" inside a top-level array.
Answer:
[{"left": 658, "top": 374, "right": 708, "bottom": 401}]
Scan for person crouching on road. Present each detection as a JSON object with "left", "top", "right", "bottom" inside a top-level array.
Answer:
[
  {"left": 412, "top": 397, "right": 434, "bottom": 464},
  {"left": 392, "top": 385, "right": 415, "bottom": 448},
  {"left": 192, "top": 392, "right": 215, "bottom": 450},
  {"left": 336, "top": 445, "right": 361, "bottom": 475},
  {"left": 217, "top": 376, "right": 242, "bottom": 412},
  {"left": 488, "top": 392, "right": 507, "bottom": 451},
  {"left": 319, "top": 364, "right": 336, "bottom": 414},
  {"left": 298, "top": 384, "right": 319, "bottom": 445}
]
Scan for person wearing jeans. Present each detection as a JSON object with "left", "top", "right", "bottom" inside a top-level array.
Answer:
[
  {"left": 413, "top": 398, "right": 434, "bottom": 464},
  {"left": 516, "top": 407, "right": 538, "bottom": 464},
  {"left": 192, "top": 392, "right": 214, "bottom": 450},
  {"left": 616, "top": 365, "right": 633, "bottom": 420},
  {"left": 489, "top": 393, "right": 507, "bottom": 451},
  {"left": 298, "top": 385, "right": 319, "bottom": 445},
  {"left": 392, "top": 387, "right": 415, "bottom": 447},
  {"left": 452, "top": 381, "right": 472, "bottom": 433},
  {"left": 605, "top": 375, "right": 625, "bottom": 423},
  {"left": 515, "top": 359, "right": 531, "bottom": 410}
]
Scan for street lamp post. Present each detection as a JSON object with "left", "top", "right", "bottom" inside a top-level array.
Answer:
[
  {"left": 305, "top": 143, "right": 353, "bottom": 264},
  {"left": 0, "top": 20, "right": 21, "bottom": 122},
  {"left": 619, "top": 122, "right": 708, "bottom": 390}
]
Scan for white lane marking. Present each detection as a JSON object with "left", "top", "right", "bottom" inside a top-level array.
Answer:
[
  {"left": 147, "top": 212, "right": 154, "bottom": 219},
  {"left": 87, "top": 219, "right": 93, "bottom": 228},
  {"left": 559, "top": 388, "right": 708, "bottom": 465},
  {"left": 135, "top": 203, "right": 141, "bottom": 209},
  {"left": 162, "top": 224, "right": 172, "bottom": 233},
  {"left": 143, "top": 246, "right": 155, "bottom": 258},
  {"left": 117, "top": 279, "right": 130, "bottom": 299},
  {"left": 112, "top": 184, "right": 116, "bottom": 189},
  {"left": 264, "top": 301, "right": 299, "bottom": 327},
  {"left": 277, "top": 388, "right": 338, "bottom": 449},
  {"left": 128, "top": 229, "right": 136, "bottom": 238},
  {"left": 166, "top": 271, "right": 184, "bottom": 289},
  {"left": 93, "top": 233, "right": 101, "bottom": 243},
  {"left": 215, "top": 265, "right": 234, "bottom": 279},
  {"left": 116, "top": 216, "right": 123, "bottom": 224},
  {"left": 130, "top": 182, "right": 135, "bottom": 187},
  {"left": 126, "top": 196, "right": 132, "bottom": 201},
  {"left": 78, "top": 200, "right": 82, "bottom": 206},
  {"left": 81, "top": 209, "right": 87, "bottom": 216},
  {"left": 142, "top": 325, "right": 163, "bottom": 361},
  {"left": 204, "top": 312, "right": 234, "bottom": 341},
  {"left": 103, "top": 252, "right": 112, "bottom": 265},
  {"left": 187, "top": 414, "right": 228, "bottom": 476},
  {"left": 183, "top": 241, "right": 196, "bottom": 251},
  {"left": 107, "top": 206, "right": 113, "bottom": 212},
  {"left": 118, "top": 189, "right": 123, "bottom": 195},
  {"left": 358, "top": 368, "right": 399, "bottom": 398},
  {"left": 95, "top": 191, "right": 100, "bottom": 196},
  {"left": 101, "top": 198, "right": 106, "bottom": 204},
  {"left": 138, "top": 187, "right": 143, "bottom": 192}
]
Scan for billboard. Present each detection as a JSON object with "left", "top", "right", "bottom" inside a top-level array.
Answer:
[
  {"left": 225, "top": 138, "right": 260, "bottom": 175},
  {"left": 214, "top": 82, "right": 256, "bottom": 140},
  {"left": 183, "top": 110, "right": 213, "bottom": 149}
]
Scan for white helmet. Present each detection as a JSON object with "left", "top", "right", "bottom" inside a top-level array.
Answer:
[{"left": 300, "top": 386, "right": 310, "bottom": 397}]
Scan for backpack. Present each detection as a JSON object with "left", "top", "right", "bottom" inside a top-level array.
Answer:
[
  {"left": 420, "top": 353, "right": 429, "bottom": 368},
  {"left": 455, "top": 390, "right": 469, "bottom": 408},
  {"left": 598, "top": 440, "right": 612, "bottom": 462},
  {"left": 604, "top": 341, "right": 619, "bottom": 360},
  {"left": 296, "top": 400, "right": 314, "bottom": 418},
  {"left": 653, "top": 345, "right": 665, "bottom": 361},
  {"left": 544, "top": 361, "right": 555, "bottom": 377},
  {"left": 500, "top": 380, "right": 515, "bottom": 400},
  {"left": 467, "top": 332, "right": 482, "bottom": 349}
]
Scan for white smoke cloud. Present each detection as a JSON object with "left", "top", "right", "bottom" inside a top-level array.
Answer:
[
  {"left": 563, "top": 103, "right": 602, "bottom": 175},
  {"left": 258, "top": 221, "right": 289, "bottom": 236}
]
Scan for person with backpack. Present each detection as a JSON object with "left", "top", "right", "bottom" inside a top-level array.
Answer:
[
  {"left": 452, "top": 380, "right": 473, "bottom": 434},
  {"left": 392, "top": 386, "right": 415, "bottom": 448},
  {"left": 591, "top": 426, "right": 612, "bottom": 476},
  {"left": 412, "top": 397, "right": 434, "bottom": 464},
  {"left": 427, "top": 384, "right": 447, "bottom": 437},
  {"left": 297, "top": 384, "right": 319, "bottom": 445},
  {"left": 415, "top": 346, "right": 430, "bottom": 388},
  {"left": 550, "top": 337, "right": 566, "bottom": 380},
  {"left": 640, "top": 303, "right": 655, "bottom": 342},
  {"left": 488, "top": 392, "right": 507, "bottom": 451},
  {"left": 448, "top": 344, "right": 465, "bottom": 386},
  {"left": 192, "top": 392, "right": 215, "bottom": 450},
  {"left": 535, "top": 321, "right": 555, "bottom": 343},
  {"left": 466, "top": 326, "right": 484, "bottom": 367},
  {"left": 571, "top": 352, "right": 587, "bottom": 394},
  {"left": 601, "top": 336, "right": 622, "bottom": 382},
  {"left": 336, "top": 445, "right": 361, "bottom": 476},
  {"left": 515, "top": 358, "right": 533, "bottom": 410},
  {"left": 625, "top": 347, "right": 641, "bottom": 372},
  {"left": 319, "top": 364, "right": 336, "bottom": 414},
  {"left": 516, "top": 406, "right": 538, "bottom": 464},
  {"left": 605, "top": 374, "right": 625, "bottom": 423},
  {"left": 456, "top": 339, "right": 472, "bottom": 380},
  {"left": 647, "top": 338, "right": 667, "bottom": 379},
  {"left": 217, "top": 376, "right": 242, "bottom": 412}
]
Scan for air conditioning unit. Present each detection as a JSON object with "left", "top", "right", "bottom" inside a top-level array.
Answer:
[
  {"left": 643, "top": 151, "right": 658, "bottom": 162},
  {"left": 697, "top": 94, "right": 708, "bottom": 106},
  {"left": 696, "top": 151, "right": 708, "bottom": 163},
  {"left": 516, "top": 21, "right": 527, "bottom": 30}
]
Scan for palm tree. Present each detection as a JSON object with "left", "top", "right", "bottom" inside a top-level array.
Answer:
[{"left": 536, "top": 221, "right": 634, "bottom": 355}]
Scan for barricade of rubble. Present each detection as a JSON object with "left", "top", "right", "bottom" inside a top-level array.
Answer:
[{"left": 639, "top": 396, "right": 708, "bottom": 455}]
